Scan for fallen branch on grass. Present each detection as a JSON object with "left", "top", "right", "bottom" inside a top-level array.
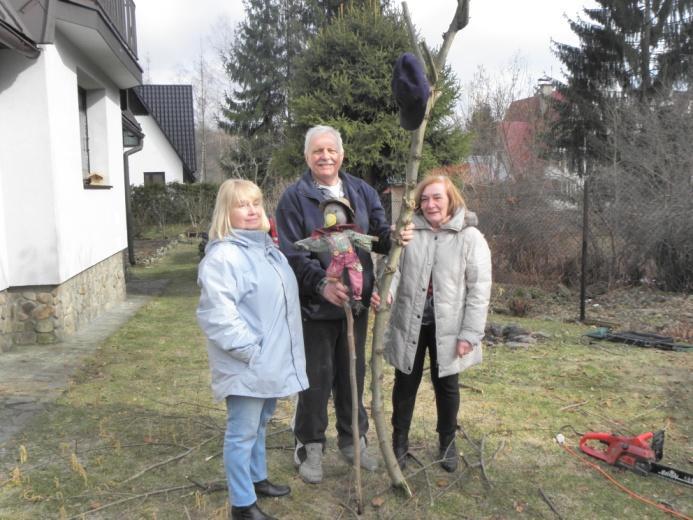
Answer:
[
  {"left": 119, "top": 434, "right": 220, "bottom": 485},
  {"left": 458, "top": 424, "right": 480, "bottom": 451},
  {"left": 185, "top": 476, "right": 226, "bottom": 493},
  {"left": 538, "top": 487, "right": 564, "bottom": 519},
  {"left": 479, "top": 435, "right": 491, "bottom": 486},
  {"left": 267, "top": 425, "right": 292, "bottom": 437},
  {"left": 84, "top": 442, "right": 188, "bottom": 453},
  {"left": 431, "top": 464, "right": 474, "bottom": 502},
  {"left": 67, "top": 483, "right": 197, "bottom": 519},
  {"left": 554, "top": 395, "right": 633, "bottom": 434},
  {"left": 373, "top": 431, "right": 505, "bottom": 518},
  {"left": 385, "top": 464, "right": 475, "bottom": 520},
  {"left": 625, "top": 403, "right": 665, "bottom": 422},
  {"left": 422, "top": 457, "right": 434, "bottom": 506},
  {"left": 559, "top": 400, "right": 589, "bottom": 412},
  {"left": 338, "top": 499, "right": 361, "bottom": 519},
  {"left": 480, "top": 437, "right": 505, "bottom": 487},
  {"left": 458, "top": 382, "right": 484, "bottom": 394}
]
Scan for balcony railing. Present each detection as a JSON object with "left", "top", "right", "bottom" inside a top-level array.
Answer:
[{"left": 95, "top": 0, "right": 137, "bottom": 57}]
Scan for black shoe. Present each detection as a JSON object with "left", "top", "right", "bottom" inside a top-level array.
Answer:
[
  {"left": 231, "top": 502, "right": 277, "bottom": 520},
  {"left": 254, "top": 479, "right": 291, "bottom": 498},
  {"left": 439, "top": 434, "right": 458, "bottom": 473},
  {"left": 392, "top": 430, "right": 409, "bottom": 470}
]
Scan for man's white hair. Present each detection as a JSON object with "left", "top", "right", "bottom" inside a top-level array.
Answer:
[{"left": 304, "top": 125, "right": 343, "bottom": 155}]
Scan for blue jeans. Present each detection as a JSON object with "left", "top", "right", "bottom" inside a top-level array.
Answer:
[{"left": 224, "top": 395, "right": 277, "bottom": 507}]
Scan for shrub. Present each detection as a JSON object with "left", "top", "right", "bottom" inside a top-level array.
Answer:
[{"left": 131, "top": 182, "right": 218, "bottom": 239}]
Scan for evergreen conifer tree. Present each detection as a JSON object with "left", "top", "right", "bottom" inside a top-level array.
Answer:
[
  {"left": 552, "top": 0, "right": 693, "bottom": 169},
  {"left": 219, "top": 0, "right": 315, "bottom": 186},
  {"left": 274, "top": 5, "right": 468, "bottom": 189}
]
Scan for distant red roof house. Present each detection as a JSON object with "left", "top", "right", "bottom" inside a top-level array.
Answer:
[
  {"left": 427, "top": 155, "right": 508, "bottom": 186},
  {"left": 418, "top": 80, "right": 573, "bottom": 190},
  {"left": 500, "top": 84, "right": 563, "bottom": 178}
]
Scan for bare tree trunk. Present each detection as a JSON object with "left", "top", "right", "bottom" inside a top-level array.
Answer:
[
  {"left": 370, "top": 0, "right": 470, "bottom": 494},
  {"left": 199, "top": 53, "right": 207, "bottom": 182},
  {"left": 640, "top": 0, "right": 651, "bottom": 100},
  {"left": 344, "top": 303, "right": 363, "bottom": 514}
]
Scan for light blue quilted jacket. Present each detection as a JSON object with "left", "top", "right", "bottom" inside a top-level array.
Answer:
[{"left": 197, "top": 230, "right": 308, "bottom": 400}]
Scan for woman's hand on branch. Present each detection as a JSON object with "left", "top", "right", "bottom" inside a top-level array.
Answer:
[
  {"left": 457, "top": 340, "right": 473, "bottom": 357},
  {"left": 391, "top": 223, "right": 414, "bottom": 247},
  {"left": 370, "top": 291, "right": 393, "bottom": 310}
]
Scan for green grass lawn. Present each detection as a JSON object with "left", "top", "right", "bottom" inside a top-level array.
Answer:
[{"left": 0, "top": 243, "right": 690, "bottom": 519}]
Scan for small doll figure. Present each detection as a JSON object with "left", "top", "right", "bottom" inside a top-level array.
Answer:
[{"left": 295, "top": 198, "right": 378, "bottom": 307}]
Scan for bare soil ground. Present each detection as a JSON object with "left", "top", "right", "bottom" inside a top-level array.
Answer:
[{"left": 492, "top": 282, "right": 693, "bottom": 342}]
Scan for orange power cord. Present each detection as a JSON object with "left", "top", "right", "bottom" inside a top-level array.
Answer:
[{"left": 555, "top": 435, "right": 691, "bottom": 520}]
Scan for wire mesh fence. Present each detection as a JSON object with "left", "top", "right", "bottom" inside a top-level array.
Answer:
[
  {"left": 464, "top": 177, "right": 583, "bottom": 288},
  {"left": 462, "top": 162, "right": 692, "bottom": 294}
]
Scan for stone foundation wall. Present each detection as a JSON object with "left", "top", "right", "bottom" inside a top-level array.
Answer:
[{"left": 0, "top": 251, "right": 126, "bottom": 350}]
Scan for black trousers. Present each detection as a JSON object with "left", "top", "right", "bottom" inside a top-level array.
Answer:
[
  {"left": 294, "top": 311, "right": 369, "bottom": 449},
  {"left": 391, "top": 322, "right": 460, "bottom": 437}
]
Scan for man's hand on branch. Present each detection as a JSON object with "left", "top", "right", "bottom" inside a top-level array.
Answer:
[{"left": 321, "top": 279, "right": 350, "bottom": 307}]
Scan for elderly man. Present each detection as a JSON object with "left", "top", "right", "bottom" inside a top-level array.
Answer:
[{"left": 276, "top": 125, "right": 411, "bottom": 484}]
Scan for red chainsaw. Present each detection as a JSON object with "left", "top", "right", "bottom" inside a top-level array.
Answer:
[{"left": 579, "top": 430, "right": 693, "bottom": 487}]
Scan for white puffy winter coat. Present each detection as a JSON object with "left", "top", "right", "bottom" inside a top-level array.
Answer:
[{"left": 384, "top": 209, "right": 492, "bottom": 378}]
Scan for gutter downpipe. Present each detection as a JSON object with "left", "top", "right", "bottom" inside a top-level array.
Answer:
[{"left": 123, "top": 144, "right": 143, "bottom": 266}]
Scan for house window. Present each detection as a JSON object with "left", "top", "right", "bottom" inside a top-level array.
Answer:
[
  {"left": 78, "top": 87, "right": 90, "bottom": 177},
  {"left": 78, "top": 70, "right": 110, "bottom": 189},
  {"left": 144, "top": 172, "right": 166, "bottom": 186}
]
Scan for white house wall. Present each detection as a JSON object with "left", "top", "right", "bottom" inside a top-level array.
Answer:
[
  {"left": 0, "top": 34, "right": 127, "bottom": 288},
  {"left": 0, "top": 47, "right": 61, "bottom": 286},
  {"left": 0, "top": 164, "right": 9, "bottom": 292},
  {"left": 128, "top": 115, "right": 184, "bottom": 185}
]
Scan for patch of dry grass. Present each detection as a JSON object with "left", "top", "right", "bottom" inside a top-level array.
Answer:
[{"left": 0, "top": 243, "right": 691, "bottom": 519}]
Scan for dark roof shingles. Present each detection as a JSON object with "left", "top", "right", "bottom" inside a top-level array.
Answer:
[
  {"left": 0, "top": 0, "right": 40, "bottom": 58},
  {"left": 132, "top": 84, "right": 197, "bottom": 180}
]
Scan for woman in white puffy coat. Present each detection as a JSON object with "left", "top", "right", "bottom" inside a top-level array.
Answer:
[
  {"left": 373, "top": 175, "right": 491, "bottom": 473},
  {"left": 197, "top": 179, "right": 308, "bottom": 520}
]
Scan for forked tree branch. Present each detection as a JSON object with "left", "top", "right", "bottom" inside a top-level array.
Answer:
[{"left": 370, "top": 0, "right": 471, "bottom": 494}]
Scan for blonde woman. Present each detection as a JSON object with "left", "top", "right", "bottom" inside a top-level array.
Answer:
[
  {"left": 197, "top": 179, "right": 308, "bottom": 520},
  {"left": 373, "top": 175, "right": 492, "bottom": 473}
]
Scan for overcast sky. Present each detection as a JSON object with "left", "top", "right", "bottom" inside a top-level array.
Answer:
[{"left": 137, "top": 0, "right": 599, "bottom": 108}]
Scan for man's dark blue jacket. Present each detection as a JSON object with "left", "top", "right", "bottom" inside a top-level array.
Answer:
[{"left": 275, "top": 170, "right": 392, "bottom": 321}]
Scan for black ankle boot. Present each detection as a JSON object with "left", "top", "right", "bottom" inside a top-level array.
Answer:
[
  {"left": 253, "top": 479, "right": 290, "bottom": 497},
  {"left": 392, "top": 430, "right": 409, "bottom": 469},
  {"left": 439, "top": 433, "right": 458, "bottom": 473},
  {"left": 231, "top": 502, "right": 277, "bottom": 520}
]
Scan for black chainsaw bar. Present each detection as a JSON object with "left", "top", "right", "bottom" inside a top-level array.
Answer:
[{"left": 649, "top": 462, "right": 693, "bottom": 487}]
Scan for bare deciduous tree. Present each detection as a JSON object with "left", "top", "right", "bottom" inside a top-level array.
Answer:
[
  {"left": 588, "top": 91, "right": 693, "bottom": 291},
  {"left": 461, "top": 56, "right": 533, "bottom": 182}
]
